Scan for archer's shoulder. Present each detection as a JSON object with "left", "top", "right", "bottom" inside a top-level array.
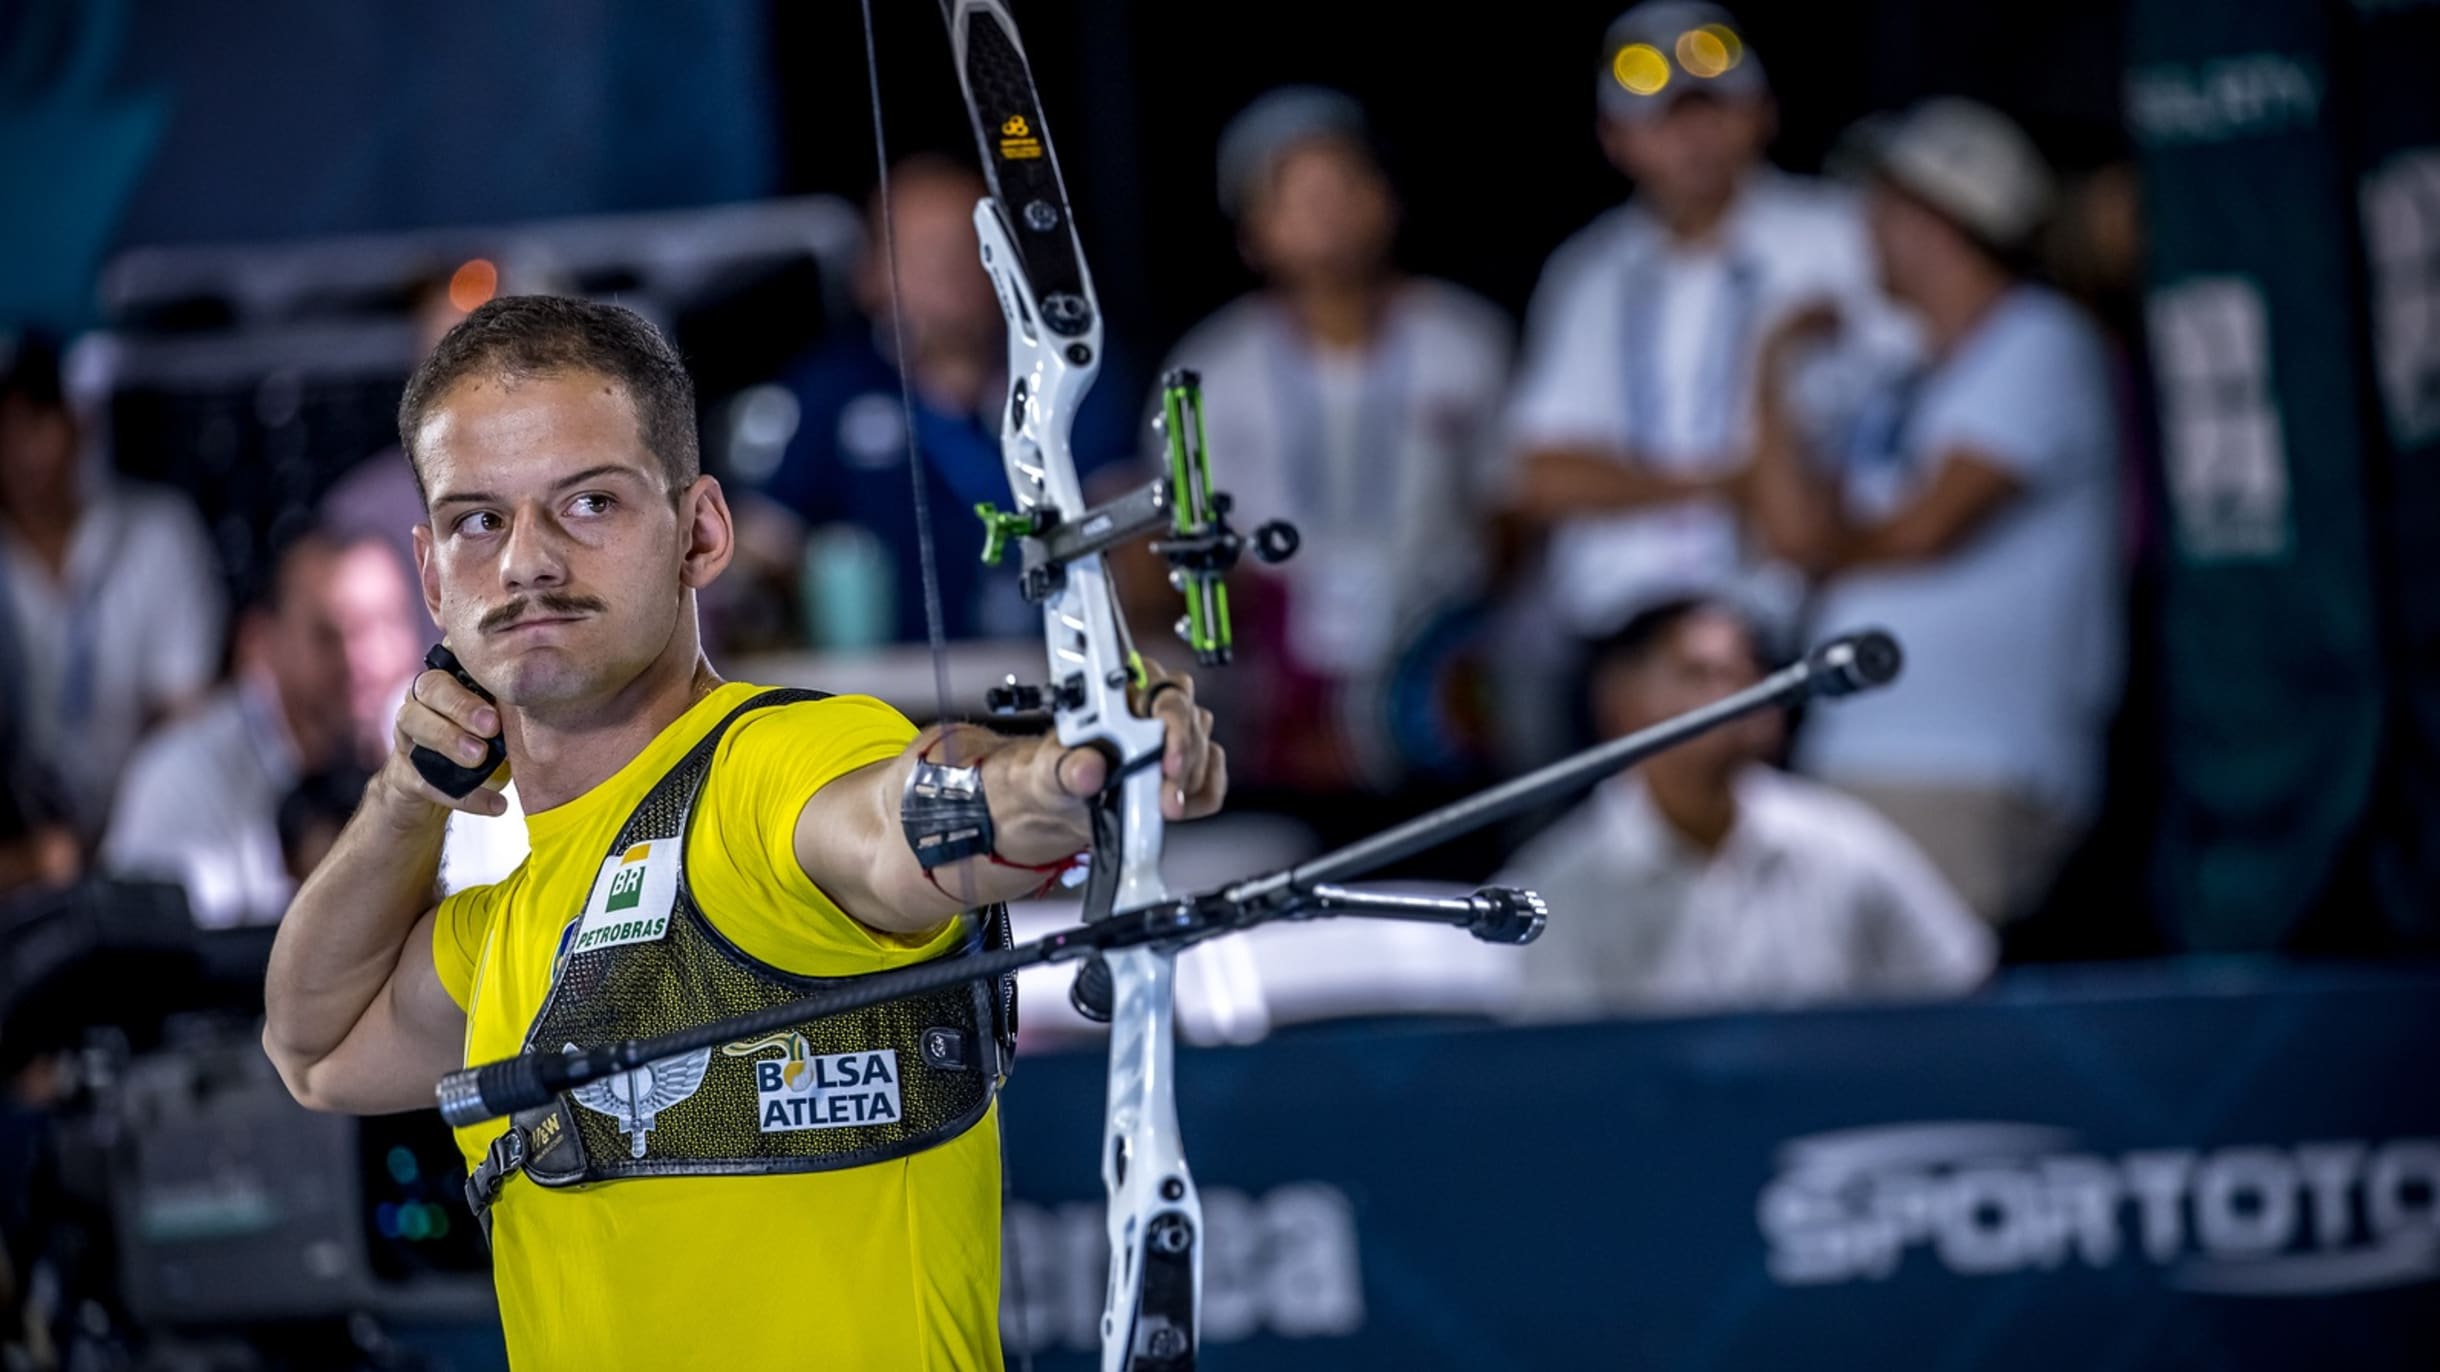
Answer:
[{"left": 722, "top": 688, "right": 918, "bottom": 756}]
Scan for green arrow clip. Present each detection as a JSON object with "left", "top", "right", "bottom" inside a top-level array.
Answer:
[{"left": 975, "top": 502, "right": 1036, "bottom": 566}]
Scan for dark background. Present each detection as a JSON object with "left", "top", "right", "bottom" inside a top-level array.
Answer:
[
  {"left": 773, "top": 0, "right": 2135, "bottom": 360},
  {"left": 9, "top": 0, "right": 2135, "bottom": 360}
]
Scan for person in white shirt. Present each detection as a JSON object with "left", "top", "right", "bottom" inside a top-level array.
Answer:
[
  {"left": 1748, "top": 99, "right": 2123, "bottom": 925},
  {"left": 103, "top": 530, "right": 368, "bottom": 926},
  {"left": 0, "top": 334, "right": 225, "bottom": 844},
  {"left": 105, "top": 526, "right": 528, "bottom": 925},
  {"left": 1496, "top": 597, "right": 1991, "bottom": 1019},
  {"left": 1161, "top": 87, "right": 1512, "bottom": 789},
  {"left": 1504, "top": 1, "right": 1905, "bottom": 640}
]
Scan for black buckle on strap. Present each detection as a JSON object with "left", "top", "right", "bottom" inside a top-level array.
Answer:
[
  {"left": 464, "top": 1125, "right": 528, "bottom": 1217},
  {"left": 920, "top": 1026, "right": 972, "bottom": 1072}
]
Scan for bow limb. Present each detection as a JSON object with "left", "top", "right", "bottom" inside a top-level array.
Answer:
[{"left": 934, "top": 2, "right": 1202, "bottom": 1366}]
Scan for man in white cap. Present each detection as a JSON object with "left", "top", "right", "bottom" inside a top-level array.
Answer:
[
  {"left": 1160, "top": 87, "right": 1512, "bottom": 791},
  {"left": 1503, "top": 1, "right": 1902, "bottom": 645},
  {"left": 1748, "top": 98, "right": 2124, "bottom": 926}
]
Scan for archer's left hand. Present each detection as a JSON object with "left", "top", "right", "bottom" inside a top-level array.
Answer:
[
  {"left": 1130, "top": 658, "right": 1226, "bottom": 822},
  {"left": 946, "top": 660, "right": 1226, "bottom": 868},
  {"left": 1036, "top": 658, "right": 1224, "bottom": 823}
]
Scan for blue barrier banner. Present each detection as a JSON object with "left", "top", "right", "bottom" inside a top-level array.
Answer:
[{"left": 998, "top": 963, "right": 2440, "bottom": 1370}]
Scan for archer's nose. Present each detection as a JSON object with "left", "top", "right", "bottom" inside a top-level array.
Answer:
[{"left": 498, "top": 512, "right": 570, "bottom": 594}]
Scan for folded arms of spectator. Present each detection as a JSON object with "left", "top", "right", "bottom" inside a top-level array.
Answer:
[
  {"left": 1509, "top": 444, "right": 1743, "bottom": 520},
  {"left": 1747, "top": 302, "right": 2022, "bottom": 576}
]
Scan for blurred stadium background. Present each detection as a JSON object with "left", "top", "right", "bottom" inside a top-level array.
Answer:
[{"left": 2, "top": 0, "right": 2437, "bottom": 1367}]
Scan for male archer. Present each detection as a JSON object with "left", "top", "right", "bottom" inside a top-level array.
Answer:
[{"left": 262, "top": 295, "right": 1226, "bottom": 1370}]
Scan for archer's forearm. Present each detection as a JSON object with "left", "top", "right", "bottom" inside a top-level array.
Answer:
[
  {"left": 263, "top": 776, "right": 449, "bottom": 1076},
  {"left": 801, "top": 727, "right": 1091, "bottom": 933}
]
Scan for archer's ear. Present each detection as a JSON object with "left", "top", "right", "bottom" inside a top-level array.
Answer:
[
  {"left": 412, "top": 522, "right": 443, "bottom": 629},
  {"left": 678, "top": 474, "right": 736, "bottom": 590}
]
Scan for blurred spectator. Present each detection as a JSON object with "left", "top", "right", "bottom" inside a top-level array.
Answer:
[
  {"left": 729, "top": 156, "right": 1136, "bottom": 648},
  {"left": 0, "top": 334, "right": 224, "bottom": 844},
  {"left": 1503, "top": 1, "right": 1903, "bottom": 640},
  {"left": 1160, "top": 87, "right": 1511, "bottom": 789},
  {"left": 1495, "top": 597, "right": 1990, "bottom": 1019},
  {"left": 322, "top": 525, "right": 428, "bottom": 769},
  {"left": 278, "top": 765, "right": 371, "bottom": 886},
  {"left": 1748, "top": 99, "right": 2122, "bottom": 925},
  {"left": 101, "top": 530, "right": 372, "bottom": 926}
]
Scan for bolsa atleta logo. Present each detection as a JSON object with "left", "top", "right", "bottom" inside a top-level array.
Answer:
[
  {"left": 569, "top": 841, "right": 679, "bottom": 957},
  {"left": 724, "top": 1032, "right": 903, "bottom": 1133},
  {"left": 1759, "top": 1121, "right": 2440, "bottom": 1296}
]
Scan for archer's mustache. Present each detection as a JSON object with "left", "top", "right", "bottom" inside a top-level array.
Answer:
[{"left": 481, "top": 592, "right": 609, "bottom": 634}]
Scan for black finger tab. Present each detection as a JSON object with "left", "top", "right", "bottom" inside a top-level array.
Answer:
[{"left": 409, "top": 643, "right": 507, "bottom": 799}]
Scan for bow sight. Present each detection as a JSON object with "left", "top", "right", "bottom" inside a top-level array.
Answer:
[{"left": 978, "top": 370, "right": 1298, "bottom": 715}]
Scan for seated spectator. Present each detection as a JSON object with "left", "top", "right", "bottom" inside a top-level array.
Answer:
[
  {"left": 728, "top": 156, "right": 1136, "bottom": 648},
  {"left": 102, "top": 529, "right": 370, "bottom": 927},
  {"left": 322, "top": 516, "right": 428, "bottom": 769},
  {"left": 1503, "top": 1, "right": 1905, "bottom": 642},
  {"left": 0, "top": 333, "right": 224, "bottom": 843},
  {"left": 1495, "top": 597, "right": 1990, "bottom": 1019},
  {"left": 1159, "top": 87, "right": 1512, "bottom": 791},
  {"left": 1748, "top": 99, "right": 2122, "bottom": 925}
]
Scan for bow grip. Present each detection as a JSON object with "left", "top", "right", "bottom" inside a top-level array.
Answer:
[{"left": 408, "top": 643, "right": 508, "bottom": 799}]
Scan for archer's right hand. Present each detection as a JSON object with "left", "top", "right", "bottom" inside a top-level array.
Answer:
[{"left": 380, "top": 668, "right": 512, "bottom": 818}]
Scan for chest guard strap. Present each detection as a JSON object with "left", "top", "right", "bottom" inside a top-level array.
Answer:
[{"left": 464, "top": 689, "right": 1017, "bottom": 1228}]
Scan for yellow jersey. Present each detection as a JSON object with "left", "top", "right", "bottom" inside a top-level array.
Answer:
[{"left": 432, "top": 683, "right": 1002, "bottom": 1370}]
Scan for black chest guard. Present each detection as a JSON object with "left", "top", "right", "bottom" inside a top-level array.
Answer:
[{"left": 464, "top": 689, "right": 1014, "bottom": 1228}]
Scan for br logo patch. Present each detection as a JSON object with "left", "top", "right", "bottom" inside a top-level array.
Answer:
[{"left": 570, "top": 841, "right": 678, "bottom": 956}]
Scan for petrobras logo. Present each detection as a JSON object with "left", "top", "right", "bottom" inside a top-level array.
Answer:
[
  {"left": 570, "top": 841, "right": 677, "bottom": 956},
  {"left": 1001, "top": 1183, "right": 1365, "bottom": 1356},
  {"left": 1759, "top": 1122, "right": 2440, "bottom": 1296},
  {"left": 724, "top": 1033, "right": 902, "bottom": 1132}
]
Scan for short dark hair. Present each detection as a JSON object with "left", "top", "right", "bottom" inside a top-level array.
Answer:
[
  {"left": 1575, "top": 596, "right": 1771, "bottom": 748},
  {"left": 396, "top": 295, "right": 698, "bottom": 504},
  {"left": 1587, "top": 595, "right": 1767, "bottom": 679}
]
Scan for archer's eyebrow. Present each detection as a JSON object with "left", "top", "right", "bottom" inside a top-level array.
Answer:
[{"left": 429, "top": 464, "right": 646, "bottom": 511}]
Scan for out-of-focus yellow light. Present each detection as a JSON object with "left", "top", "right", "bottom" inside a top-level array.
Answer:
[
  {"left": 1612, "top": 43, "right": 1671, "bottom": 96},
  {"left": 1700, "top": 24, "right": 1743, "bottom": 69},
  {"left": 449, "top": 258, "right": 498, "bottom": 313},
  {"left": 1677, "top": 28, "right": 1731, "bottom": 78}
]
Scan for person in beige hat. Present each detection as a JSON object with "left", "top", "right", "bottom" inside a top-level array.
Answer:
[{"left": 1746, "top": 98, "right": 2126, "bottom": 926}]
